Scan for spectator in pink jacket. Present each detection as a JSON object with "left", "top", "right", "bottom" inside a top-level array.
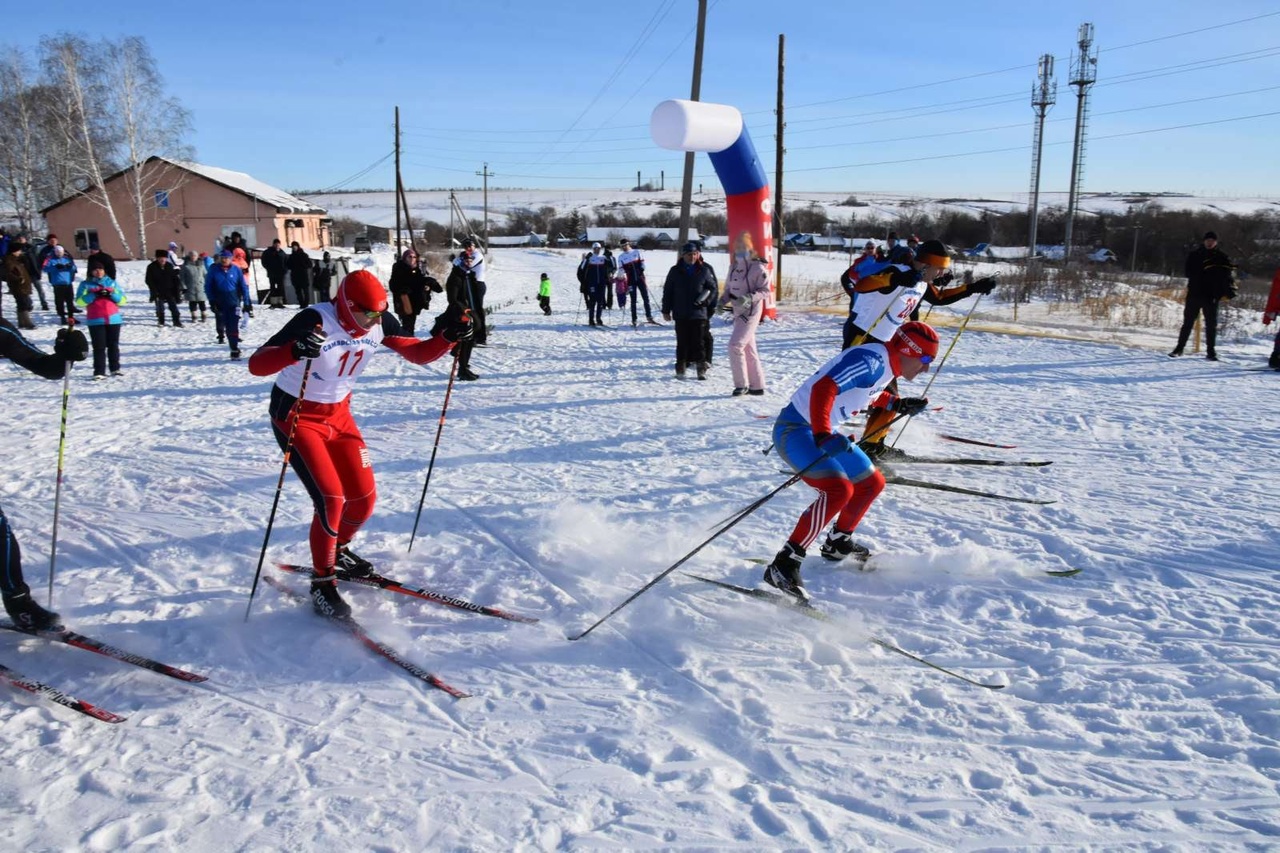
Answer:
[{"left": 720, "top": 231, "right": 771, "bottom": 396}]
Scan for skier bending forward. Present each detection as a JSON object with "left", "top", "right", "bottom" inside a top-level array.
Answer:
[
  {"left": 764, "top": 320, "right": 939, "bottom": 601},
  {"left": 248, "top": 270, "right": 473, "bottom": 618}
]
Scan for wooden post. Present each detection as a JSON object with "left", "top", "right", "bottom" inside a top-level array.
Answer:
[
  {"left": 394, "top": 107, "right": 402, "bottom": 253},
  {"left": 774, "top": 33, "right": 785, "bottom": 302},
  {"left": 676, "top": 0, "right": 708, "bottom": 248}
]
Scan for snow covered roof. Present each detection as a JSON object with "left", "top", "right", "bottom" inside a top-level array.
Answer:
[
  {"left": 41, "top": 156, "right": 327, "bottom": 215},
  {"left": 163, "top": 159, "right": 326, "bottom": 214}
]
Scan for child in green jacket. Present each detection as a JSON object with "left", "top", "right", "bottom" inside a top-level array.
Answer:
[{"left": 537, "top": 273, "right": 552, "bottom": 315}]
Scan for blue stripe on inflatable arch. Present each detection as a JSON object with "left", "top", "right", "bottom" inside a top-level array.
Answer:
[{"left": 707, "top": 131, "right": 767, "bottom": 196}]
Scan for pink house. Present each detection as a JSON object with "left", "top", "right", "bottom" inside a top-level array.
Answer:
[{"left": 41, "top": 157, "right": 331, "bottom": 259}]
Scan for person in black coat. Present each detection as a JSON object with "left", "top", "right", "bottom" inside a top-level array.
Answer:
[
  {"left": 0, "top": 317, "right": 88, "bottom": 630},
  {"left": 389, "top": 249, "right": 442, "bottom": 336},
  {"left": 145, "top": 249, "right": 183, "bottom": 326},
  {"left": 287, "top": 242, "right": 313, "bottom": 308},
  {"left": 86, "top": 248, "right": 116, "bottom": 280},
  {"left": 432, "top": 261, "right": 481, "bottom": 380},
  {"left": 261, "top": 238, "right": 287, "bottom": 307},
  {"left": 661, "top": 241, "right": 719, "bottom": 379},
  {"left": 1171, "top": 231, "right": 1236, "bottom": 360}
]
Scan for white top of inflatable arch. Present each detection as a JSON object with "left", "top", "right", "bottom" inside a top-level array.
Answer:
[{"left": 650, "top": 99, "right": 744, "bottom": 154}]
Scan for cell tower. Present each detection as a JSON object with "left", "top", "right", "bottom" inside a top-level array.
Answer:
[
  {"left": 1062, "top": 22, "right": 1098, "bottom": 265},
  {"left": 1027, "top": 54, "right": 1057, "bottom": 260}
]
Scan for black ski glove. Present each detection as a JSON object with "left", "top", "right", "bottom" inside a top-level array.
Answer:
[
  {"left": 54, "top": 327, "right": 88, "bottom": 362},
  {"left": 893, "top": 396, "right": 929, "bottom": 416},
  {"left": 443, "top": 313, "right": 474, "bottom": 343},
  {"left": 292, "top": 327, "right": 327, "bottom": 360},
  {"left": 813, "top": 432, "right": 851, "bottom": 458},
  {"left": 933, "top": 270, "right": 955, "bottom": 288},
  {"left": 968, "top": 277, "right": 997, "bottom": 295}
]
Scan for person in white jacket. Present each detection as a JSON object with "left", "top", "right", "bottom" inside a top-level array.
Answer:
[{"left": 719, "top": 231, "right": 771, "bottom": 396}]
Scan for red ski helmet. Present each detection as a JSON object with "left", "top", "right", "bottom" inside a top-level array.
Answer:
[
  {"left": 891, "top": 321, "right": 940, "bottom": 362},
  {"left": 334, "top": 269, "right": 388, "bottom": 337}
]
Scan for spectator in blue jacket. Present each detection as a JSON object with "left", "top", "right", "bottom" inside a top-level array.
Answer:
[
  {"left": 42, "top": 244, "right": 78, "bottom": 324},
  {"left": 204, "top": 250, "right": 253, "bottom": 359}
]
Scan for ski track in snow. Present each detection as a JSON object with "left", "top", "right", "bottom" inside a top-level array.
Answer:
[{"left": 1, "top": 246, "right": 1277, "bottom": 850}]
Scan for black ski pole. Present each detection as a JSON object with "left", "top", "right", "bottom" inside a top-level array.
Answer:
[
  {"left": 889, "top": 293, "right": 984, "bottom": 450},
  {"left": 408, "top": 343, "right": 463, "bottom": 553},
  {"left": 568, "top": 454, "right": 829, "bottom": 642},
  {"left": 245, "top": 353, "right": 316, "bottom": 621},
  {"left": 47, "top": 360, "right": 72, "bottom": 608}
]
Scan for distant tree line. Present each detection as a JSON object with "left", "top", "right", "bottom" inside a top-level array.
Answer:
[
  {"left": 0, "top": 35, "right": 192, "bottom": 256},
  {"left": 334, "top": 192, "right": 1280, "bottom": 281}
]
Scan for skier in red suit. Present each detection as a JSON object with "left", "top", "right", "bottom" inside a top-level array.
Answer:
[{"left": 248, "top": 270, "right": 472, "bottom": 618}]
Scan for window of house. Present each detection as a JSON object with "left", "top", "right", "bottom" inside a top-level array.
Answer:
[
  {"left": 74, "top": 229, "right": 100, "bottom": 252},
  {"left": 155, "top": 189, "right": 170, "bottom": 208}
]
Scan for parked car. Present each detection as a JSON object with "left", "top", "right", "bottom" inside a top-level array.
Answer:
[{"left": 352, "top": 236, "right": 372, "bottom": 253}]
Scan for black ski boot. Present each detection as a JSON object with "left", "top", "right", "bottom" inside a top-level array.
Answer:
[
  {"left": 335, "top": 545, "right": 374, "bottom": 578},
  {"left": 310, "top": 576, "right": 351, "bottom": 620},
  {"left": 1270, "top": 351, "right": 1280, "bottom": 370},
  {"left": 858, "top": 440, "right": 910, "bottom": 462},
  {"left": 3, "top": 592, "right": 63, "bottom": 632},
  {"left": 820, "top": 529, "right": 871, "bottom": 563},
  {"left": 762, "top": 542, "right": 809, "bottom": 602}
]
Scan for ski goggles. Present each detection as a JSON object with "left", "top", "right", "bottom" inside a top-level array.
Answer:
[
  {"left": 918, "top": 354, "right": 934, "bottom": 365},
  {"left": 360, "top": 309, "right": 384, "bottom": 321}
]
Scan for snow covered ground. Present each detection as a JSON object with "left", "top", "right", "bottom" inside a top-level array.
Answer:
[{"left": 1, "top": 247, "right": 1278, "bottom": 850}]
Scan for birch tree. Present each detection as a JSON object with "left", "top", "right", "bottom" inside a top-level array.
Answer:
[
  {"left": 0, "top": 55, "right": 44, "bottom": 233},
  {"left": 108, "top": 36, "right": 194, "bottom": 258},
  {"left": 41, "top": 36, "right": 131, "bottom": 254}
]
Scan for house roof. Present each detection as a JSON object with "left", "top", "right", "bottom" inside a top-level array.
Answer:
[{"left": 41, "top": 156, "right": 327, "bottom": 216}]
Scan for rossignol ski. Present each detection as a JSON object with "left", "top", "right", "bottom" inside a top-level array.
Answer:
[
  {"left": 274, "top": 563, "right": 538, "bottom": 623},
  {"left": 0, "top": 661, "right": 126, "bottom": 723},
  {"left": 1, "top": 622, "right": 208, "bottom": 683},
  {"left": 263, "top": 575, "right": 470, "bottom": 699}
]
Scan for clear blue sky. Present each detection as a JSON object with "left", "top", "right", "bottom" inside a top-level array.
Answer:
[{"left": 18, "top": 1, "right": 1280, "bottom": 198}]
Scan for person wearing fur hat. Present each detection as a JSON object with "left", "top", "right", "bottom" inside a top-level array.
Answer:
[
  {"left": 842, "top": 238, "right": 995, "bottom": 459},
  {"left": 762, "top": 321, "right": 939, "bottom": 601},
  {"left": 247, "top": 270, "right": 474, "bottom": 619}
]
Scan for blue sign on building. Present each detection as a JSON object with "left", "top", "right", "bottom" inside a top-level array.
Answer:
[{"left": 155, "top": 190, "right": 170, "bottom": 208}]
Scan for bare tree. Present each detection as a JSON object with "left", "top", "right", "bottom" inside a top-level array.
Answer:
[
  {"left": 41, "top": 36, "right": 132, "bottom": 253},
  {"left": 0, "top": 54, "right": 43, "bottom": 232},
  {"left": 108, "top": 36, "right": 194, "bottom": 257}
]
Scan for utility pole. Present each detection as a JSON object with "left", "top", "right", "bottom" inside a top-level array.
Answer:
[
  {"left": 1027, "top": 54, "right": 1056, "bottom": 260},
  {"left": 1063, "top": 23, "right": 1098, "bottom": 267},
  {"left": 475, "top": 162, "right": 493, "bottom": 249},
  {"left": 677, "top": 0, "right": 708, "bottom": 248},
  {"left": 774, "top": 33, "right": 785, "bottom": 303},
  {"left": 1131, "top": 224, "right": 1142, "bottom": 272},
  {"left": 394, "top": 106, "right": 402, "bottom": 252}
]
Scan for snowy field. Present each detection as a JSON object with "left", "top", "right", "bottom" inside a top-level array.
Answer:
[
  {"left": 1, "top": 247, "right": 1278, "bottom": 850},
  {"left": 304, "top": 187, "right": 1280, "bottom": 232}
]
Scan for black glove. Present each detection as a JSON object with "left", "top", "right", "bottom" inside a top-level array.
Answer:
[
  {"left": 292, "top": 327, "right": 326, "bottom": 360},
  {"left": 893, "top": 396, "right": 929, "bottom": 416},
  {"left": 968, "top": 276, "right": 997, "bottom": 295},
  {"left": 443, "top": 313, "right": 474, "bottom": 343},
  {"left": 54, "top": 327, "right": 88, "bottom": 362},
  {"left": 934, "top": 270, "right": 955, "bottom": 288},
  {"left": 425, "top": 276, "right": 443, "bottom": 293},
  {"left": 813, "top": 432, "right": 851, "bottom": 458}
]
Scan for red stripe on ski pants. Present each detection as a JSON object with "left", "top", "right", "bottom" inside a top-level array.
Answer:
[{"left": 271, "top": 394, "right": 376, "bottom": 572}]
